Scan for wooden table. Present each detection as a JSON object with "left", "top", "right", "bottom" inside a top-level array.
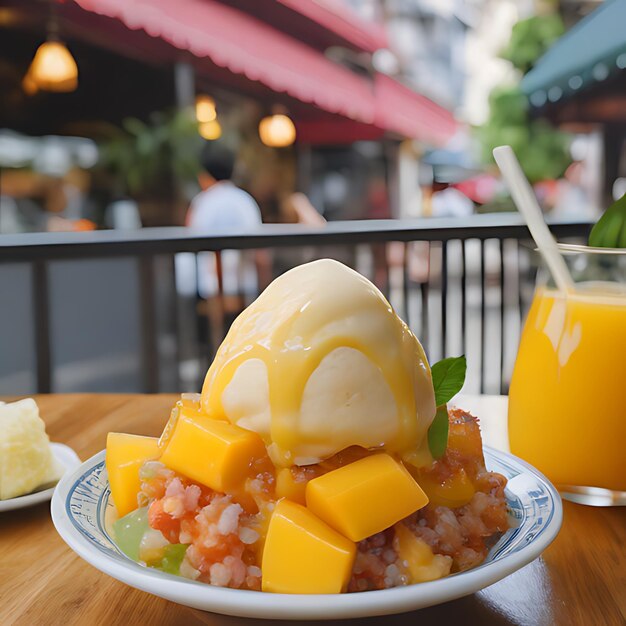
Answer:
[{"left": 1, "top": 394, "right": 625, "bottom": 626}]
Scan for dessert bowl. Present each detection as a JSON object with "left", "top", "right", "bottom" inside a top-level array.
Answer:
[{"left": 51, "top": 446, "right": 561, "bottom": 620}]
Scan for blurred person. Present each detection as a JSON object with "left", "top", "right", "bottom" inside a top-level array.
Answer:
[
  {"left": 533, "top": 179, "right": 559, "bottom": 212},
  {"left": 0, "top": 169, "right": 94, "bottom": 233},
  {"left": 48, "top": 168, "right": 96, "bottom": 232},
  {"left": 248, "top": 170, "right": 328, "bottom": 274},
  {"left": 272, "top": 189, "right": 328, "bottom": 274},
  {"left": 279, "top": 192, "right": 326, "bottom": 226},
  {"left": 274, "top": 191, "right": 327, "bottom": 275},
  {"left": 430, "top": 180, "right": 474, "bottom": 218},
  {"left": 551, "top": 161, "right": 595, "bottom": 219},
  {"left": 176, "top": 143, "right": 269, "bottom": 352},
  {"left": 188, "top": 143, "right": 263, "bottom": 232},
  {"left": 180, "top": 142, "right": 269, "bottom": 298},
  {"left": 104, "top": 199, "right": 142, "bottom": 230}
]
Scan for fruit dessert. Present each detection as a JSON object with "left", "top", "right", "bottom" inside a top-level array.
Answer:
[
  {"left": 107, "top": 260, "right": 509, "bottom": 593},
  {"left": 0, "top": 398, "right": 62, "bottom": 500}
]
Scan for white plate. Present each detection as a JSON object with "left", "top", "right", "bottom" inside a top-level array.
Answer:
[
  {"left": 51, "top": 447, "right": 562, "bottom": 620},
  {"left": 0, "top": 443, "right": 81, "bottom": 512}
]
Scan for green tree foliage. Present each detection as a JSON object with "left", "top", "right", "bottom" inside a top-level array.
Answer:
[
  {"left": 478, "top": 13, "right": 571, "bottom": 185},
  {"left": 479, "top": 86, "right": 571, "bottom": 183},
  {"left": 501, "top": 13, "right": 565, "bottom": 73}
]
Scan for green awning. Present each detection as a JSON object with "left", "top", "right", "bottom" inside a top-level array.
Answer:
[{"left": 521, "top": 0, "right": 626, "bottom": 107}]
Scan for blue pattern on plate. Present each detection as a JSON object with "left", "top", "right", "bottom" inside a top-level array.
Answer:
[{"left": 65, "top": 448, "right": 557, "bottom": 577}]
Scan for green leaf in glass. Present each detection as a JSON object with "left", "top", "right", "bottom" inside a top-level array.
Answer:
[{"left": 589, "top": 193, "right": 626, "bottom": 248}]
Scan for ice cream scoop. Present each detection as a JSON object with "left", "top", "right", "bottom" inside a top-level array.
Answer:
[{"left": 201, "top": 259, "right": 436, "bottom": 466}]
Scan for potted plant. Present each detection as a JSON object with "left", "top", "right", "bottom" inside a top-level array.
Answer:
[{"left": 98, "top": 108, "right": 204, "bottom": 226}]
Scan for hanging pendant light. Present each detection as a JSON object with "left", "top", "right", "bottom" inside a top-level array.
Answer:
[
  {"left": 27, "top": 39, "right": 78, "bottom": 92},
  {"left": 195, "top": 95, "right": 220, "bottom": 139},
  {"left": 199, "top": 119, "right": 222, "bottom": 140},
  {"left": 195, "top": 95, "right": 216, "bottom": 123},
  {"left": 259, "top": 112, "right": 296, "bottom": 148},
  {"left": 24, "top": 4, "right": 78, "bottom": 94}
]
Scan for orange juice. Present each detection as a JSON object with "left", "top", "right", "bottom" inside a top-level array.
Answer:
[{"left": 509, "top": 285, "right": 626, "bottom": 492}]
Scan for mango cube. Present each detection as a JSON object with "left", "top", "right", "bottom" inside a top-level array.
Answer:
[
  {"left": 106, "top": 433, "right": 160, "bottom": 517},
  {"left": 275, "top": 468, "right": 307, "bottom": 505},
  {"left": 393, "top": 523, "right": 452, "bottom": 583},
  {"left": 416, "top": 467, "right": 475, "bottom": 509},
  {"left": 158, "top": 397, "right": 207, "bottom": 451},
  {"left": 306, "top": 453, "right": 428, "bottom": 542},
  {"left": 261, "top": 499, "right": 356, "bottom": 594},
  {"left": 159, "top": 412, "right": 265, "bottom": 492}
]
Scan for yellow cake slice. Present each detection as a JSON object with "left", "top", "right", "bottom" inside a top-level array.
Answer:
[{"left": 0, "top": 398, "right": 62, "bottom": 500}]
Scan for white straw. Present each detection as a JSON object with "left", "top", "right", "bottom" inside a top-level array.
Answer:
[{"left": 493, "top": 145, "right": 575, "bottom": 293}]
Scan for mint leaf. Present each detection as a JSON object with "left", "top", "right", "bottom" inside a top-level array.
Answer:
[
  {"left": 428, "top": 405, "right": 449, "bottom": 459},
  {"left": 589, "top": 192, "right": 626, "bottom": 248},
  {"left": 431, "top": 355, "right": 467, "bottom": 406}
]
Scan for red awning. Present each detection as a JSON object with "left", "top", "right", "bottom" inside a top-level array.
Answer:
[
  {"left": 70, "top": 0, "right": 457, "bottom": 146},
  {"left": 295, "top": 118, "right": 385, "bottom": 144},
  {"left": 374, "top": 74, "right": 458, "bottom": 146},
  {"left": 72, "top": 0, "right": 376, "bottom": 124},
  {"left": 276, "top": 0, "right": 388, "bottom": 53}
]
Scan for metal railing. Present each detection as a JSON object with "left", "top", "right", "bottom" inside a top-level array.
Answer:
[{"left": 0, "top": 214, "right": 592, "bottom": 396}]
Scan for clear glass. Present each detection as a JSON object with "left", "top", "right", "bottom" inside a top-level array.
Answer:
[{"left": 508, "top": 245, "right": 626, "bottom": 506}]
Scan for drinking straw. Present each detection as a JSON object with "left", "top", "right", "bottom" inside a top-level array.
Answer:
[{"left": 493, "top": 145, "right": 575, "bottom": 293}]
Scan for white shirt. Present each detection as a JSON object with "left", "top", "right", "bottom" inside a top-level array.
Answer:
[
  {"left": 431, "top": 188, "right": 474, "bottom": 218},
  {"left": 187, "top": 181, "right": 262, "bottom": 231},
  {"left": 176, "top": 182, "right": 262, "bottom": 297}
]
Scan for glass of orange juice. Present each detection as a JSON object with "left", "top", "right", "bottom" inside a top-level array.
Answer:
[{"left": 508, "top": 244, "right": 626, "bottom": 505}]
